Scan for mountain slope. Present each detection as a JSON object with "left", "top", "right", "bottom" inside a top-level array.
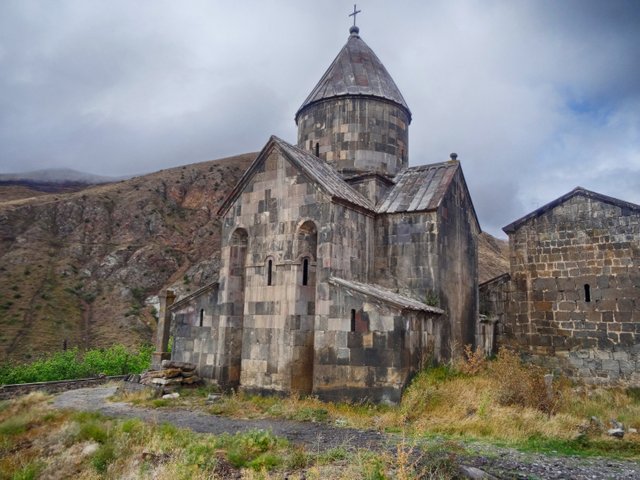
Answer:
[
  {"left": 477, "top": 232, "right": 509, "bottom": 284},
  {"left": 0, "top": 153, "right": 255, "bottom": 362}
]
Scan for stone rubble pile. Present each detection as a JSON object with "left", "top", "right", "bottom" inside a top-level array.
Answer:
[{"left": 123, "top": 360, "right": 201, "bottom": 394}]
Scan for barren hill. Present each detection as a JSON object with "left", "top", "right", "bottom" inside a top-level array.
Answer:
[
  {"left": 0, "top": 153, "right": 255, "bottom": 362},
  {"left": 477, "top": 232, "right": 509, "bottom": 284},
  {"left": 0, "top": 153, "right": 509, "bottom": 362}
]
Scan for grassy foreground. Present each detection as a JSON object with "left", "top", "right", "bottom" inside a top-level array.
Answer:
[
  {"left": 127, "top": 349, "right": 640, "bottom": 460},
  {"left": 0, "top": 392, "right": 460, "bottom": 479},
  {"left": 1, "top": 349, "right": 639, "bottom": 478}
]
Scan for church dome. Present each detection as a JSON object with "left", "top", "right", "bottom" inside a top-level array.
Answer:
[
  {"left": 295, "top": 29, "right": 411, "bottom": 122},
  {"left": 296, "top": 28, "right": 411, "bottom": 177}
]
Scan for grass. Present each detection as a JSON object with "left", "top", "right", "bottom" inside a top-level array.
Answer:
[
  {"left": 2, "top": 391, "right": 447, "bottom": 480},
  {"left": 126, "top": 349, "right": 640, "bottom": 461},
  {"left": 2, "top": 350, "right": 639, "bottom": 478}
]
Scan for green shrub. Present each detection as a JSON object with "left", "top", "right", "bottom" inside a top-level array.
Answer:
[
  {"left": 0, "top": 415, "right": 29, "bottom": 436},
  {"left": 0, "top": 344, "right": 154, "bottom": 385},
  {"left": 76, "top": 421, "right": 109, "bottom": 444},
  {"left": 92, "top": 443, "right": 116, "bottom": 473},
  {"left": 218, "top": 429, "right": 285, "bottom": 470},
  {"left": 10, "top": 460, "right": 44, "bottom": 480}
]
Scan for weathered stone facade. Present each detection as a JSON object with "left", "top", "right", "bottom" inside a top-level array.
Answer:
[
  {"left": 296, "top": 97, "right": 410, "bottom": 176},
  {"left": 487, "top": 187, "right": 640, "bottom": 384},
  {"left": 156, "top": 27, "right": 480, "bottom": 403}
]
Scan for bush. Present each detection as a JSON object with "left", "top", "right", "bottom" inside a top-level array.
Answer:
[
  {"left": 0, "top": 344, "right": 154, "bottom": 385},
  {"left": 489, "top": 348, "right": 558, "bottom": 414},
  {"left": 217, "top": 429, "right": 285, "bottom": 470},
  {"left": 458, "top": 344, "right": 488, "bottom": 375}
]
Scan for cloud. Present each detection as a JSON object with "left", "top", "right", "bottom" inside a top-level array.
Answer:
[{"left": 0, "top": 0, "right": 638, "bottom": 236}]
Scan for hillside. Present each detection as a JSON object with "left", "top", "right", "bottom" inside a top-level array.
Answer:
[
  {"left": 0, "top": 153, "right": 255, "bottom": 362},
  {"left": 0, "top": 153, "right": 509, "bottom": 362},
  {"left": 477, "top": 232, "right": 509, "bottom": 284}
]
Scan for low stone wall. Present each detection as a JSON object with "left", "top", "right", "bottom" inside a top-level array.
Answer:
[
  {"left": 525, "top": 344, "right": 640, "bottom": 386},
  {"left": 0, "top": 375, "right": 127, "bottom": 400}
]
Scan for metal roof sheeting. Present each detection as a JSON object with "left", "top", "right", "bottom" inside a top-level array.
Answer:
[
  {"left": 296, "top": 32, "right": 410, "bottom": 120},
  {"left": 377, "top": 161, "right": 459, "bottom": 213},
  {"left": 329, "top": 277, "right": 444, "bottom": 313}
]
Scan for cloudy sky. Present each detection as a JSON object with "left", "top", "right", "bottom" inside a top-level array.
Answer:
[{"left": 1, "top": 0, "right": 639, "bottom": 236}]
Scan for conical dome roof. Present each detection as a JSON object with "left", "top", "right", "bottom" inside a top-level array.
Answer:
[{"left": 295, "top": 29, "right": 411, "bottom": 122}]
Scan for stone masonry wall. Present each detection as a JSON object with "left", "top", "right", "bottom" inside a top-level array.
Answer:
[
  {"left": 505, "top": 194, "right": 640, "bottom": 384},
  {"left": 373, "top": 169, "right": 479, "bottom": 360},
  {"left": 171, "top": 286, "right": 219, "bottom": 379},
  {"left": 313, "top": 283, "right": 440, "bottom": 404},
  {"left": 437, "top": 168, "right": 479, "bottom": 358},
  {"left": 296, "top": 97, "right": 409, "bottom": 177},
  {"left": 218, "top": 146, "right": 375, "bottom": 395}
]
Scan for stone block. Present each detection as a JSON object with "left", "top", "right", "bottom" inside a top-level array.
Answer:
[{"left": 601, "top": 359, "right": 620, "bottom": 373}]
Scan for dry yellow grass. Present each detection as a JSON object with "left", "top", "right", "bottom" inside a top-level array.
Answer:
[{"left": 163, "top": 352, "right": 640, "bottom": 457}]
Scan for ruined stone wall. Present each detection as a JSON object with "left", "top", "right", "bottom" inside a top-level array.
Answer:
[
  {"left": 437, "top": 169, "right": 479, "bottom": 358},
  {"left": 296, "top": 97, "right": 409, "bottom": 177},
  {"left": 478, "top": 274, "right": 510, "bottom": 355},
  {"left": 505, "top": 195, "right": 640, "bottom": 383},
  {"left": 313, "top": 283, "right": 439, "bottom": 404},
  {"left": 170, "top": 286, "right": 219, "bottom": 379}
]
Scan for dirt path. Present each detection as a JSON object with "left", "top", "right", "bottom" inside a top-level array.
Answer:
[{"left": 53, "top": 386, "right": 640, "bottom": 480}]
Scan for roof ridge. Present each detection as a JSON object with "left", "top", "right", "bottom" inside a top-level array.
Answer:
[
  {"left": 503, "top": 186, "right": 640, "bottom": 233},
  {"left": 269, "top": 137, "right": 375, "bottom": 212}
]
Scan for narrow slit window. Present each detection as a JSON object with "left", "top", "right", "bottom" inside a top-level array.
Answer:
[
  {"left": 315, "top": 142, "right": 320, "bottom": 157},
  {"left": 199, "top": 309, "right": 204, "bottom": 327},
  {"left": 267, "top": 259, "right": 273, "bottom": 286},
  {"left": 350, "top": 309, "right": 356, "bottom": 332},
  {"left": 302, "top": 258, "right": 309, "bottom": 286},
  {"left": 584, "top": 284, "right": 591, "bottom": 302}
]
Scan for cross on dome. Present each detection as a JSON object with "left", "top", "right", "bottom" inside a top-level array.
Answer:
[{"left": 349, "top": 4, "right": 361, "bottom": 34}]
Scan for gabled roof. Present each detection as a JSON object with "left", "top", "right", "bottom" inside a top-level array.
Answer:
[
  {"left": 329, "top": 277, "right": 444, "bottom": 314},
  {"left": 217, "top": 136, "right": 375, "bottom": 217},
  {"left": 479, "top": 273, "right": 511, "bottom": 289},
  {"left": 377, "top": 161, "right": 458, "bottom": 214},
  {"left": 503, "top": 186, "right": 640, "bottom": 234},
  {"left": 377, "top": 160, "right": 481, "bottom": 232},
  {"left": 295, "top": 30, "right": 411, "bottom": 122},
  {"left": 168, "top": 282, "right": 219, "bottom": 312}
]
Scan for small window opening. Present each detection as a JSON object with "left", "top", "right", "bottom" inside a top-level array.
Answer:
[
  {"left": 267, "top": 259, "right": 273, "bottom": 286},
  {"left": 315, "top": 142, "right": 320, "bottom": 157},
  {"left": 199, "top": 309, "right": 204, "bottom": 327},
  {"left": 401, "top": 148, "right": 405, "bottom": 161},
  {"left": 302, "top": 258, "right": 309, "bottom": 286},
  {"left": 584, "top": 284, "right": 591, "bottom": 302},
  {"left": 350, "top": 309, "right": 356, "bottom": 332}
]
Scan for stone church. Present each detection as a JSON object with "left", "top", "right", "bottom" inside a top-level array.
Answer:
[{"left": 153, "top": 25, "right": 479, "bottom": 403}]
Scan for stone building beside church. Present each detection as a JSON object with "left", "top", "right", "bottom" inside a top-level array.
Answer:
[
  {"left": 481, "top": 187, "right": 640, "bottom": 384},
  {"left": 153, "top": 25, "right": 480, "bottom": 403}
]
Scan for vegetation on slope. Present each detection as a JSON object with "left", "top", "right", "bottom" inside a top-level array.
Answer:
[
  {"left": 0, "top": 153, "right": 256, "bottom": 362},
  {"left": 0, "top": 344, "right": 153, "bottom": 385}
]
